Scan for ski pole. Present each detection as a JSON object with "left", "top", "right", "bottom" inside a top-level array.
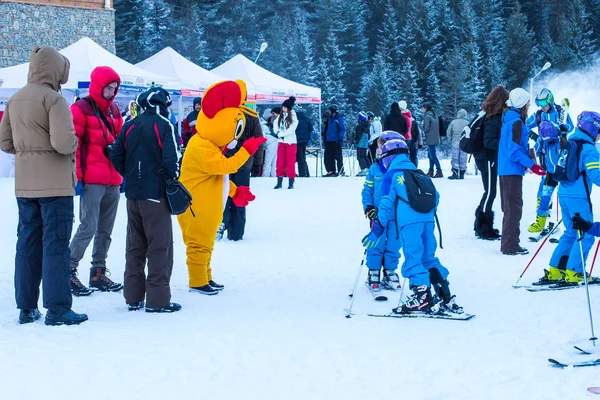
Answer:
[
  {"left": 590, "top": 239, "right": 600, "bottom": 276},
  {"left": 514, "top": 219, "right": 563, "bottom": 286},
  {"left": 577, "top": 229, "right": 597, "bottom": 346},
  {"left": 395, "top": 277, "right": 407, "bottom": 310},
  {"left": 345, "top": 249, "right": 367, "bottom": 318}
]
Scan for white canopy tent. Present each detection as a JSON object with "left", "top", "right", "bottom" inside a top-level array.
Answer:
[
  {"left": 136, "top": 47, "right": 224, "bottom": 94},
  {"left": 211, "top": 54, "right": 321, "bottom": 104},
  {"left": 0, "top": 37, "right": 187, "bottom": 90}
]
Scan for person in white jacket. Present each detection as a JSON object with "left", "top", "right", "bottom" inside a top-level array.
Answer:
[
  {"left": 261, "top": 107, "right": 279, "bottom": 177},
  {"left": 273, "top": 97, "right": 299, "bottom": 189}
]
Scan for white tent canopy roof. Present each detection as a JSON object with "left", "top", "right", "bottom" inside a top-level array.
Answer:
[
  {"left": 211, "top": 54, "right": 321, "bottom": 104},
  {"left": 136, "top": 47, "right": 224, "bottom": 93},
  {"left": 0, "top": 37, "right": 186, "bottom": 90}
]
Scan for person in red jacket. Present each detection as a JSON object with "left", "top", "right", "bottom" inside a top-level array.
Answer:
[{"left": 69, "top": 66, "right": 124, "bottom": 296}]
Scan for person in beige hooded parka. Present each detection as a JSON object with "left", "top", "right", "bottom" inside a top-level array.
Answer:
[{"left": 0, "top": 46, "right": 88, "bottom": 326}]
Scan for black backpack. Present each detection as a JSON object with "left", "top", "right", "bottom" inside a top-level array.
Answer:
[
  {"left": 438, "top": 115, "right": 448, "bottom": 137},
  {"left": 554, "top": 139, "right": 593, "bottom": 211},
  {"left": 459, "top": 111, "right": 487, "bottom": 154}
]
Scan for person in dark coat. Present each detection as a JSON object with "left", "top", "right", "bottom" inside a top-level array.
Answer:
[
  {"left": 323, "top": 105, "right": 346, "bottom": 176},
  {"left": 473, "top": 85, "right": 509, "bottom": 240},
  {"left": 182, "top": 97, "right": 201, "bottom": 147},
  {"left": 110, "top": 87, "right": 182, "bottom": 313},
  {"left": 383, "top": 102, "right": 408, "bottom": 136},
  {"left": 218, "top": 106, "right": 264, "bottom": 241},
  {"left": 295, "top": 108, "right": 313, "bottom": 177}
]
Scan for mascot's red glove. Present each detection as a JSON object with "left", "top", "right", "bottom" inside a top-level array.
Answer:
[
  {"left": 232, "top": 186, "right": 256, "bottom": 207},
  {"left": 242, "top": 136, "right": 267, "bottom": 155}
]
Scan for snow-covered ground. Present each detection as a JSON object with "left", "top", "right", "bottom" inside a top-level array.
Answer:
[{"left": 1, "top": 158, "right": 599, "bottom": 400}]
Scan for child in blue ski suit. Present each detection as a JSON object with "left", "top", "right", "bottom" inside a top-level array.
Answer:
[
  {"left": 362, "top": 139, "right": 461, "bottom": 314},
  {"left": 526, "top": 88, "right": 574, "bottom": 232},
  {"left": 361, "top": 131, "right": 404, "bottom": 291},
  {"left": 542, "top": 111, "right": 600, "bottom": 284}
]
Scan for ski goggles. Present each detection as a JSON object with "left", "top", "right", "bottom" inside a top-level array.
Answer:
[{"left": 535, "top": 98, "right": 551, "bottom": 108}]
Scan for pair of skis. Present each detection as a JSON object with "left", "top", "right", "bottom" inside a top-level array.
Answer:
[
  {"left": 528, "top": 221, "right": 560, "bottom": 243},
  {"left": 549, "top": 345, "right": 600, "bottom": 368},
  {"left": 516, "top": 278, "right": 600, "bottom": 292}
]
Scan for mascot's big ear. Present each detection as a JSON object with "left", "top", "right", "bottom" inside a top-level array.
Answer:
[{"left": 201, "top": 80, "right": 243, "bottom": 119}]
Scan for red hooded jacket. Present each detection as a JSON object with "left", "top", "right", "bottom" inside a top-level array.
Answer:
[
  {"left": 401, "top": 110, "right": 413, "bottom": 141},
  {"left": 71, "top": 66, "right": 123, "bottom": 186}
]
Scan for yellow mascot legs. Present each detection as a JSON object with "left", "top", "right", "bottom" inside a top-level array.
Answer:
[{"left": 178, "top": 210, "right": 220, "bottom": 288}]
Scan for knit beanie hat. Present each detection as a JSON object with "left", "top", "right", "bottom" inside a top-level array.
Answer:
[
  {"left": 282, "top": 96, "right": 296, "bottom": 110},
  {"left": 506, "top": 88, "right": 530, "bottom": 109},
  {"left": 398, "top": 100, "right": 408, "bottom": 110}
]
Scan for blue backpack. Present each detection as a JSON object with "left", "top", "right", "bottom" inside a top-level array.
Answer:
[{"left": 554, "top": 139, "right": 585, "bottom": 183}]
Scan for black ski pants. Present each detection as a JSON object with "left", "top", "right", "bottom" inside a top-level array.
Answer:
[
  {"left": 222, "top": 168, "right": 251, "bottom": 241},
  {"left": 476, "top": 158, "right": 498, "bottom": 214},
  {"left": 296, "top": 143, "right": 309, "bottom": 177},
  {"left": 324, "top": 142, "right": 343, "bottom": 174}
]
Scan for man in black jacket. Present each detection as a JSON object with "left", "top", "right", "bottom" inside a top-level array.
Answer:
[
  {"left": 295, "top": 109, "right": 313, "bottom": 177},
  {"left": 110, "top": 87, "right": 182, "bottom": 314},
  {"left": 383, "top": 102, "right": 408, "bottom": 136}
]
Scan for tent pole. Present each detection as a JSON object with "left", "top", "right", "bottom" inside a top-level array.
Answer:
[
  {"left": 318, "top": 103, "right": 322, "bottom": 177},
  {"left": 178, "top": 95, "right": 183, "bottom": 148}
]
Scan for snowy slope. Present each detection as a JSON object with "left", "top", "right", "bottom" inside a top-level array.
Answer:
[{"left": 0, "top": 158, "right": 599, "bottom": 400}]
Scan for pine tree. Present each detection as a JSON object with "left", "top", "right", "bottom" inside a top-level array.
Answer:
[
  {"left": 186, "top": 3, "right": 211, "bottom": 69},
  {"left": 504, "top": 2, "right": 538, "bottom": 89},
  {"left": 114, "top": 0, "right": 146, "bottom": 62},
  {"left": 295, "top": 13, "right": 317, "bottom": 86},
  {"left": 317, "top": 29, "right": 347, "bottom": 113},
  {"left": 359, "top": 48, "right": 394, "bottom": 119}
]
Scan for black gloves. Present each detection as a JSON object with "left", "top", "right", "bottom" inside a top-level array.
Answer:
[
  {"left": 365, "top": 205, "right": 377, "bottom": 221},
  {"left": 572, "top": 213, "right": 593, "bottom": 232}
]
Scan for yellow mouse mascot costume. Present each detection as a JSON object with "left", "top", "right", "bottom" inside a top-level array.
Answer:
[{"left": 178, "top": 80, "right": 266, "bottom": 295}]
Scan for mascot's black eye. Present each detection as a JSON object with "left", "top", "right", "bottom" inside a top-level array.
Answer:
[{"left": 234, "top": 118, "right": 245, "bottom": 140}]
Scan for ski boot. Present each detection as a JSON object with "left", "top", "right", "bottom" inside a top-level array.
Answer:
[
  {"left": 215, "top": 223, "right": 226, "bottom": 241},
  {"left": 367, "top": 269, "right": 381, "bottom": 292},
  {"left": 528, "top": 215, "right": 547, "bottom": 233},
  {"left": 562, "top": 269, "right": 600, "bottom": 285},
  {"left": 394, "top": 285, "right": 439, "bottom": 314},
  {"left": 538, "top": 266, "right": 565, "bottom": 285},
  {"left": 70, "top": 269, "right": 92, "bottom": 297},
  {"left": 430, "top": 268, "right": 464, "bottom": 314},
  {"left": 382, "top": 269, "right": 401, "bottom": 291},
  {"left": 89, "top": 267, "right": 123, "bottom": 292},
  {"left": 448, "top": 169, "right": 459, "bottom": 180}
]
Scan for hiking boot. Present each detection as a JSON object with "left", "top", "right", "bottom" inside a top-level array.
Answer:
[
  {"left": 538, "top": 266, "right": 565, "bottom": 284},
  {"left": 323, "top": 171, "right": 336, "bottom": 177},
  {"left": 395, "top": 285, "right": 439, "bottom": 313},
  {"left": 502, "top": 246, "right": 529, "bottom": 256},
  {"left": 18, "top": 309, "right": 42, "bottom": 324},
  {"left": 274, "top": 177, "right": 283, "bottom": 189},
  {"left": 528, "top": 215, "right": 547, "bottom": 233},
  {"left": 367, "top": 269, "right": 381, "bottom": 291},
  {"left": 459, "top": 170, "right": 465, "bottom": 179},
  {"left": 288, "top": 178, "right": 295, "bottom": 189},
  {"left": 146, "top": 302, "right": 182, "bottom": 313},
  {"left": 190, "top": 285, "right": 219, "bottom": 295},
  {"left": 215, "top": 223, "right": 226, "bottom": 241},
  {"left": 427, "top": 170, "right": 434, "bottom": 177},
  {"left": 209, "top": 280, "right": 224, "bottom": 291},
  {"left": 45, "top": 309, "right": 88, "bottom": 326},
  {"left": 89, "top": 267, "right": 123, "bottom": 292},
  {"left": 433, "top": 170, "right": 443, "bottom": 178},
  {"left": 128, "top": 302, "right": 145, "bottom": 311},
  {"left": 382, "top": 269, "right": 401, "bottom": 290},
  {"left": 448, "top": 169, "right": 459, "bottom": 180},
  {"left": 70, "top": 269, "right": 92, "bottom": 297}
]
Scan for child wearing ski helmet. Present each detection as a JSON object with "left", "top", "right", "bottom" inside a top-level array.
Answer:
[
  {"left": 526, "top": 88, "right": 575, "bottom": 233},
  {"left": 542, "top": 111, "right": 600, "bottom": 284},
  {"left": 362, "top": 138, "right": 462, "bottom": 314},
  {"left": 361, "top": 131, "right": 405, "bottom": 293},
  {"left": 354, "top": 111, "right": 370, "bottom": 175}
]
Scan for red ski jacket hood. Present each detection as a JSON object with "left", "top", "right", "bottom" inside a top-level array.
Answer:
[{"left": 89, "top": 66, "right": 121, "bottom": 111}]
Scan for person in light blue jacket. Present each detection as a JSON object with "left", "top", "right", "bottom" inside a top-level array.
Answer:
[
  {"left": 498, "top": 88, "right": 547, "bottom": 256},
  {"left": 525, "top": 88, "right": 575, "bottom": 233},
  {"left": 361, "top": 131, "right": 404, "bottom": 291},
  {"left": 542, "top": 111, "right": 600, "bottom": 284},
  {"left": 362, "top": 139, "right": 462, "bottom": 314}
]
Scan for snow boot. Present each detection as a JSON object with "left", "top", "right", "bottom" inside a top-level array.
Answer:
[
  {"left": 448, "top": 169, "right": 459, "bottom": 180},
  {"left": 128, "top": 301, "right": 145, "bottom": 311},
  {"left": 367, "top": 269, "right": 381, "bottom": 292},
  {"left": 190, "top": 285, "right": 219, "bottom": 295},
  {"left": 459, "top": 170, "right": 465, "bottom": 179},
  {"left": 18, "top": 309, "right": 42, "bottom": 324},
  {"left": 427, "top": 170, "right": 434, "bottom": 177},
  {"left": 288, "top": 178, "right": 295, "bottom": 189},
  {"left": 323, "top": 171, "right": 336, "bottom": 177},
  {"left": 146, "top": 302, "right": 182, "bottom": 313},
  {"left": 382, "top": 269, "right": 401, "bottom": 290},
  {"left": 528, "top": 215, "right": 547, "bottom": 233},
  {"left": 396, "top": 285, "right": 439, "bottom": 314},
  {"left": 274, "top": 177, "right": 283, "bottom": 189},
  {"left": 538, "top": 266, "right": 565, "bottom": 284},
  {"left": 70, "top": 269, "right": 92, "bottom": 297},
  {"left": 433, "top": 170, "right": 443, "bottom": 178},
  {"left": 215, "top": 223, "right": 225, "bottom": 241},
  {"left": 502, "top": 246, "right": 529, "bottom": 256},
  {"left": 89, "top": 267, "right": 123, "bottom": 292},
  {"left": 209, "top": 280, "right": 224, "bottom": 291},
  {"left": 430, "top": 268, "right": 463, "bottom": 314},
  {"left": 45, "top": 309, "right": 88, "bottom": 326}
]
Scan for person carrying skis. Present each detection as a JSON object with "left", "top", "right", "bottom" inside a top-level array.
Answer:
[
  {"left": 361, "top": 131, "right": 404, "bottom": 293},
  {"left": 540, "top": 111, "right": 600, "bottom": 284},
  {"left": 362, "top": 138, "right": 462, "bottom": 314},
  {"left": 526, "top": 88, "right": 574, "bottom": 233}
]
